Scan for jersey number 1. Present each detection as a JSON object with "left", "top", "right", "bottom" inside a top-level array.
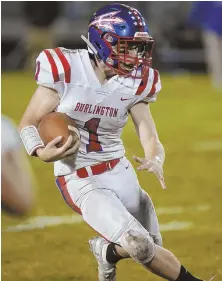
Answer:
[{"left": 84, "top": 118, "right": 102, "bottom": 153}]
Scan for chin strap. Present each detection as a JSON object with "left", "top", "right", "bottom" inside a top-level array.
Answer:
[{"left": 81, "top": 35, "right": 99, "bottom": 57}]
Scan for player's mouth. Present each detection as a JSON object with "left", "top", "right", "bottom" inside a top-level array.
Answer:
[{"left": 120, "top": 62, "right": 135, "bottom": 71}]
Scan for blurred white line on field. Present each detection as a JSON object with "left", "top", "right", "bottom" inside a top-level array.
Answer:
[
  {"left": 4, "top": 205, "right": 210, "bottom": 232},
  {"left": 160, "top": 221, "right": 193, "bottom": 232},
  {"left": 5, "top": 215, "right": 83, "bottom": 232},
  {"left": 4, "top": 217, "right": 193, "bottom": 233},
  {"left": 156, "top": 204, "right": 210, "bottom": 215},
  {"left": 4, "top": 205, "right": 209, "bottom": 233}
]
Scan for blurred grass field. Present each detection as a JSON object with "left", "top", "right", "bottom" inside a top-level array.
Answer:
[{"left": 2, "top": 72, "right": 222, "bottom": 281}]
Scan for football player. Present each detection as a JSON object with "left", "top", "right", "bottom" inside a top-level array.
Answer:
[
  {"left": 19, "top": 3, "right": 215, "bottom": 281},
  {"left": 1, "top": 115, "right": 35, "bottom": 215}
]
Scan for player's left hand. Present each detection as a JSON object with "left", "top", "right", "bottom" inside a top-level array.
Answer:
[{"left": 133, "top": 155, "right": 167, "bottom": 190}]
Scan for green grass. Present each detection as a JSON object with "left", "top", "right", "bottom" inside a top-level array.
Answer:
[{"left": 2, "top": 72, "right": 222, "bottom": 280}]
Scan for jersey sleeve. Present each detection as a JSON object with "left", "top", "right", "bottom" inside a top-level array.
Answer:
[
  {"left": 35, "top": 47, "right": 71, "bottom": 98},
  {"left": 131, "top": 68, "right": 161, "bottom": 106}
]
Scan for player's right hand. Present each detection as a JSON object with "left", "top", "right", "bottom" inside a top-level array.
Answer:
[
  {"left": 36, "top": 135, "right": 80, "bottom": 162},
  {"left": 133, "top": 155, "right": 167, "bottom": 190}
]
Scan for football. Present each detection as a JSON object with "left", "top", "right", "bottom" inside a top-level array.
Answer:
[{"left": 38, "top": 112, "right": 79, "bottom": 147}]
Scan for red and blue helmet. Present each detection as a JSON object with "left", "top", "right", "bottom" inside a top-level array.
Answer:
[{"left": 88, "top": 3, "right": 154, "bottom": 78}]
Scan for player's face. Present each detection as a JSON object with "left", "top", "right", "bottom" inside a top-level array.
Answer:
[
  {"left": 114, "top": 38, "right": 153, "bottom": 74},
  {"left": 119, "top": 43, "right": 138, "bottom": 71},
  {"left": 112, "top": 43, "right": 138, "bottom": 72},
  {"left": 98, "top": 38, "right": 154, "bottom": 79}
]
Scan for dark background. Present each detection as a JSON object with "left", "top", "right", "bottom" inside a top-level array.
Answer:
[{"left": 1, "top": 1, "right": 205, "bottom": 73}]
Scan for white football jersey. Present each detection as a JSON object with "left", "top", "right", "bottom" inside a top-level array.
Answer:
[{"left": 35, "top": 48, "right": 161, "bottom": 176}]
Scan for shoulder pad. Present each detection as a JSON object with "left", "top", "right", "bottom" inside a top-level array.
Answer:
[{"left": 35, "top": 47, "right": 71, "bottom": 87}]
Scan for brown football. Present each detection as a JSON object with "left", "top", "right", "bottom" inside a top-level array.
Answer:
[{"left": 38, "top": 112, "right": 79, "bottom": 147}]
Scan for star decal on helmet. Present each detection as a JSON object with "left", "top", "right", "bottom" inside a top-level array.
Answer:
[{"left": 89, "top": 11, "right": 125, "bottom": 32}]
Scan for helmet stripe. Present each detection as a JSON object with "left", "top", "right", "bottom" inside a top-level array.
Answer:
[{"left": 128, "top": 7, "right": 144, "bottom": 32}]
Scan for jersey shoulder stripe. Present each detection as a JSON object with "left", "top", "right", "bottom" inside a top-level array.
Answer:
[
  {"left": 147, "top": 69, "right": 159, "bottom": 97},
  {"left": 36, "top": 48, "right": 71, "bottom": 84},
  {"left": 135, "top": 68, "right": 161, "bottom": 98},
  {"left": 54, "top": 48, "right": 71, "bottom": 83},
  {"left": 135, "top": 67, "right": 150, "bottom": 96},
  {"left": 43, "top": 49, "right": 60, "bottom": 82},
  {"left": 130, "top": 68, "right": 161, "bottom": 105},
  {"left": 35, "top": 61, "right": 41, "bottom": 81}
]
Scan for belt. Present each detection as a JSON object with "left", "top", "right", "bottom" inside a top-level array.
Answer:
[{"left": 76, "top": 158, "right": 120, "bottom": 178}]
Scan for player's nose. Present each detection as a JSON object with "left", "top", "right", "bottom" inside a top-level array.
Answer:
[{"left": 128, "top": 48, "right": 138, "bottom": 58}]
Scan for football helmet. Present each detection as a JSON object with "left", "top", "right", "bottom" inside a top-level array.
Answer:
[{"left": 85, "top": 3, "right": 154, "bottom": 78}]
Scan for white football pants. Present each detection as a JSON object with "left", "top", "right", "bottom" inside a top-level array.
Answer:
[{"left": 55, "top": 157, "right": 162, "bottom": 246}]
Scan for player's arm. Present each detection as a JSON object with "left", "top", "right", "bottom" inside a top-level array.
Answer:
[
  {"left": 19, "top": 85, "right": 59, "bottom": 128},
  {"left": 130, "top": 102, "right": 165, "bottom": 162},
  {"left": 1, "top": 147, "right": 35, "bottom": 215},
  {"left": 129, "top": 102, "right": 166, "bottom": 190},
  {"left": 1, "top": 116, "right": 35, "bottom": 215},
  {"left": 19, "top": 86, "right": 79, "bottom": 162},
  {"left": 19, "top": 48, "right": 80, "bottom": 162}
]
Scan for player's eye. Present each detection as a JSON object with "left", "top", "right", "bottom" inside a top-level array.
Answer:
[
  {"left": 128, "top": 43, "right": 138, "bottom": 50},
  {"left": 119, "top": 43, "right": 128, "bottom": 54}
]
